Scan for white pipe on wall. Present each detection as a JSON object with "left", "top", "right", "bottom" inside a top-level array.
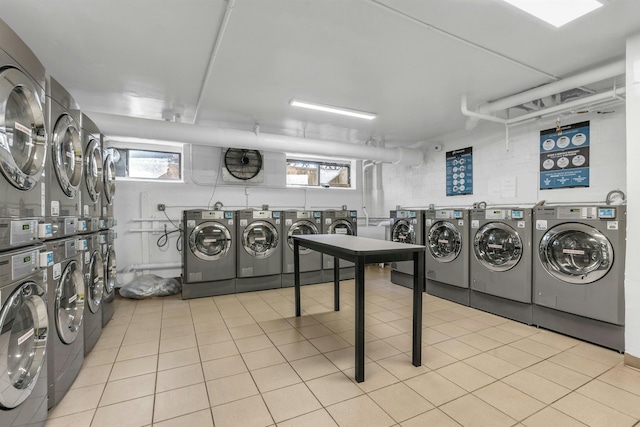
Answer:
[
  {"left": 89, "top": 112, "right": 425, "bottom": 167},
  {"left": 477, "top": 60, "right": 625, "bottom": 114}
]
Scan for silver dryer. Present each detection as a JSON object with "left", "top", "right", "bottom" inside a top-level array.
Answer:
[
  {"left": 424, "top": 209, "right": 470, "bottom": 306},
  {"left": 182, "top": 209, "right": 236, "bottom": 299},
  {"left": 533, "top": 205, "right": 626, "bottom": 351},
  {"left": 321, "top": 210, "right": 357, "bottom": 282},
  {"left": 281, "top": 210, "right": 323, "bottom": 287},
  {"left": 390, "top": 210, "right": 424, "bottom": 289},
  {"left": 470, "top": 208, "right": 533, "bottom": 324},
  {"left": 236, "top": 210, "right": 282, "bottom": 292}
]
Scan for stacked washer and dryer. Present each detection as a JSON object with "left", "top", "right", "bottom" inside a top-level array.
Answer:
[
  {"left": 77, "top": 114, "right": 106, "bottom": 356},
  {"left": 0, "top": 19, "right": 50, "bottom": 427}
]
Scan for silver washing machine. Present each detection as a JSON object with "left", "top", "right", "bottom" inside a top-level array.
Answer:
[
  {"left": 0, "top": 245, "right": 49, "bottom": 427},
  {"left": 45, "top": 76, "right": 82, "bottom": 240},
  {"left": 321, "top": 210, "right": 357, "bottom": 282},
  {"left": 182, "top": 209, "right": 236, "bottom": 299},
  {"left": 80, "top": 233, "right": 104, "bottom": 355},
  {"left": 281, "top": 210, "right": 323, "bottom": 288},
  {"left": 79, "top": 114, "right": 103, "bottom": 234},
  {"left": 390, "top": 210, "right": 424, "bottom": 289},
  {"left": 236, "top": 210, "right": 282, "bottom": 292},
  {"left": 100, "top": 229, "right": 116, "bottom": 326},
  {"left": 0, "top": 20, "right": 48, "bottom": 252},
  {"left": 533, "top": 205, "right": 626, "bottom": 351},
  {"left": 425, "top": 209, "right": 470, "bottom": 305},
  {"left": 100, "top": 145, "right": 116, "bottom": 229},
  {"left": 43, "top": 238, "right": 84, "bottom": 409},
  {"left": 470, "top": 208, "right": 533, "bottom": 324}
]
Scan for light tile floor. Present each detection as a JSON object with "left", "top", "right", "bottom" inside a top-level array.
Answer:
[{"left": 46, "top": 266, "right": 640, "bottom": 427}]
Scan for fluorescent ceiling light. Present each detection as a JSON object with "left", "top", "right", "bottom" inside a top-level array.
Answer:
[
  {"left": 290, "top": 99, "right": 376, "bottom": 120},
  {"left": 502, "top": 0, "right": 603, "bottom": 28}
]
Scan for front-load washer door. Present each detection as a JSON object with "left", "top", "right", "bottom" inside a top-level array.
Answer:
[
  {"left": 328, "top": 219, "right": 354, "bottom": 235},
  {"left": 52, "top": 114, "right": 82, "bottom": 197},
  {"left": 84, "top": 138, "right": 103, "bottom": 203},
  {"left": 243, "top": 221, "right": 278, "bottom": 258},
  {"left": 539, "top": 223, "right": 613, "bottom": 284},
  {"left": 103, "top": 153, "right": 116, "bottom": 205},
  {"left": 86, "top": 250, "right": 104, "bottom": 314},
  {"left": 287, "top": 220, "right": 319, "bottom": 253},
  {"left": 0, "top": 281, "right": 48, "bottom": 409},
  {"left": 56, "top": 260, "right": 85, "bottom": 344},
  {"left": 391, "top": 219, "right": 415, "bottom": 244},
  {"left": 104, "top": 248, "right": 117, "bottom": 298},
  {"left": 190, "top": 222, "right": 232, "bottom": 261},
  {"left": 474, "top": 222, "right": 523, "bottom": 272},
  {"left": 428, "top": 221, "right": 462, "bottom": 263},
  {"left": 0, "top": 67, "right": 47, "bottom": 191}
]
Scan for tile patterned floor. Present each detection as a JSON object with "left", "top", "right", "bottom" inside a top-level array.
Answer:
[{"left": 46, "top": 266, "right": 640, "bottom": 426}]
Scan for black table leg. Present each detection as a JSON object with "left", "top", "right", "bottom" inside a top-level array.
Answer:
[
  {"left": 294, "top": 240, "right": 301, "bottom": 317},
  {"left": 412, "top": 250, "right": 423, "bottom": 366},
  {"left": 334, "top": 257, "right": 340, "bottom": 311},
  {"left": 355, "top": 258, "right": 365, "bottom": 382}
]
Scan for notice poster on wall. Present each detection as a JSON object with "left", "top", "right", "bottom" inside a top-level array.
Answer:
[
  {"left": 446, "top": 147, "right": 473, "bottom": 196},
  {"left": 540, "top": 121, "right": 590, "bottom": 190}
]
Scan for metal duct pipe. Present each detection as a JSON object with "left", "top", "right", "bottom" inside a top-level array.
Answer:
[
  {"left": 89, "top": 112, "right": 424, "bottom": 167},
  {"left": 477, "top": 60, "right": 625, "bottom": 114}
]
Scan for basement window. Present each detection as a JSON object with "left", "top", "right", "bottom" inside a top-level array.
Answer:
[
  {"left": 112, "top": 148, "right": 182, "bottom": 180},
  {"left": 286, "top": 159, "right": 351, "bottom": 188}
]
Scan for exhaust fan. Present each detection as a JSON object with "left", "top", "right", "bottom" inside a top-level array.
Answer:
[{"left": 222, "top": 148, "right": 264, "bottom": 183}]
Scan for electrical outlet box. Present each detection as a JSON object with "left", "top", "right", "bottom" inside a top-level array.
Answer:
[{"left": 157, "top": 204, "right": 165, "bottom": 211}]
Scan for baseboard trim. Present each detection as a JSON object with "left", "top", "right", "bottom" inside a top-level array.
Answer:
[{"left": 624, "top": 353, "right": 640, "bottom": 370}]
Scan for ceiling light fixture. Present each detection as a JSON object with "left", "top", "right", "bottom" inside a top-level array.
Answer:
[
  {"left": 502, "top": 0, "right": 603, "bottom": 28},
  {"left": 290, "top": 99, "right": 376, "bottom": 120}
]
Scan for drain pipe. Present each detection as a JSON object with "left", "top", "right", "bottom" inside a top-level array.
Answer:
[
  {"left": 89, "top": 112, "right": 425, "bottom": 167},
  {"left": 362, "top": 160, "right": 376, "bottom": 227}
]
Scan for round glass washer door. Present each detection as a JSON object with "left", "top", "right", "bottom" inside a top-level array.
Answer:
[
  {"left": 0, "top": 281, "right": 48, "bottom": 409},
  {"left": 287, "top": 220, "right": 319, "bottom": 253},
  {"left": 86, "top": 250, "right": 104, "bottom": 314},
  {"left": 0, "top": 67, "right": 47, "bottom": 191},
  {"left": 474, "top": 222, "right": 523, "bottom": 272},
  {"left": 104, "top": 247, "right": 117, "bottom": 297},
  {"left": 328, "top": 219, "right": 354, "bottom": 235},
  {"left": 103, "top": 153, "right": 116, "bottom": 204},
  {"left": 52, "top": 113, "right": 82, "bottom": 197},
  {"left": 392, "top": 219, "right": 415, "bottom": 244},
  {"left": 190, "top": 222, "right": 232, "bottom": 261},
  {"left": 84, "top": 138, "right": 103, "bottom": 203},
  {"left": 539, "top": 223, "right": 613, "bottom": 284},
  {"left": 243, "top": 221, "right": 279, "bottom": 258},
  {"left": 56, "top": 260, "right": 85, "bottom": 344},
  {"left": 428, "top": 221, "right": 462, "bottom": 263}
]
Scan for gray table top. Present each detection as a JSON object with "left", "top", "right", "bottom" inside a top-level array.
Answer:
[{"left": 293, "top": 234, "right": 425, "bottom": 255}]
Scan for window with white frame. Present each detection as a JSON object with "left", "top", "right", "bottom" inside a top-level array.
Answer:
[
  {"left": 112, "top": 148, "right": 182, "bottom": 180},
  {"left": 286, "top": 158, "right": 352, "bottom": 188}
]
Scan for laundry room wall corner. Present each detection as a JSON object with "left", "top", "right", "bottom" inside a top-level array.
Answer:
[{"left": 624, "top": 33, "right": 640, "bottom": 362}]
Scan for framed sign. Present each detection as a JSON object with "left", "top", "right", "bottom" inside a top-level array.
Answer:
[
  {"left": 446, "top": 147, "right": 473, "bottom": 196},
  {"left": 540, "top": 121, "right": 590, "bottom": 190}
]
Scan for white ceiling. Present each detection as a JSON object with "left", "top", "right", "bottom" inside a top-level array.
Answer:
[{"left": 1, "top": 0, "right": 639, "bottom": 147}]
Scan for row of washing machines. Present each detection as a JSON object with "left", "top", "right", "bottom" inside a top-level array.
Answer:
[
  {"left": 390, "top": 206, "right": 626, "bottom": 351},
  {"left": 181, "top": 209, "right": 358, "bottom": 299},
  {"left": 0, "top": 18, "right": 117, "bottom": 426}
]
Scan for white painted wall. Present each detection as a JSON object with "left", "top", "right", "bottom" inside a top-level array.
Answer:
[
  {"left": 112, "top": 144, "right": 362, "bottom": 285},
  {"left": 625, "top": 33, "right": 640, "bottom": 359},
  {"left": 383, "top": 110, "right": 626, "bottom": 211}
]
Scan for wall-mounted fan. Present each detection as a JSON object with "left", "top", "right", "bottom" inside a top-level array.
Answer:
[{"left": 222, "top": 148, "right": 264, "bottom": 182}]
